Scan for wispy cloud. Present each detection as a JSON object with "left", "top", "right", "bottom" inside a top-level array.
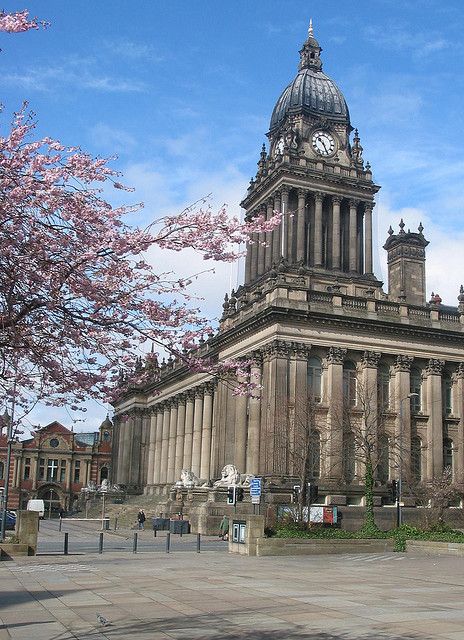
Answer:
[
  {"left": 102, "top": 37, "right": 164, "bottom": 62},
  {"left": 363, "top": 24, "right": 449, "bottom": 58}
]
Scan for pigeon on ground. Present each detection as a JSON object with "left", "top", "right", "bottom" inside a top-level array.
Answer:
[{"left": 96, "top": 613, "right": 110, "bottom": 626}]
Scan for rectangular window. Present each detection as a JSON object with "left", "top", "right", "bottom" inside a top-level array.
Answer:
[
  {"left": 60, "top": 460, "right": 66, "bottom": 483},
  {"left": 74, "top": 460, "right": 80, "bottom": 483},
  {"left": 23, "top": 457, "right": 31, "bottom": 480},
  {"left": 46, "top": 459, "right": 58, "bottom": 481},
  {"left": 38, "top": 458, "right": 45, "bottom": 480}
]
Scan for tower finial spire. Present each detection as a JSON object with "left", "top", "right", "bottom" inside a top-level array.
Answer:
[{"left": 308, "top": 18, "right": 313, "bottom": 37}]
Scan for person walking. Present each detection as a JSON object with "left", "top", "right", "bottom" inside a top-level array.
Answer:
[
  {"left": 218, "top": 514, "right": 229, "bottom": 540},
  {"left": 137, "top": 509, "right": 146, "bottom": 530}
]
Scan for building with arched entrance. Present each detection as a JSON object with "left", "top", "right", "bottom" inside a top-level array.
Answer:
[{"left": 0, "top": 417, "right": 113, "bottom": 513}]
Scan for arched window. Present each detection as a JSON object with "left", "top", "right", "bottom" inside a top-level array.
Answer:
[
  {"left": 0, "top": 460, "right": 4, "bottom": 480},
  {"left": 343, "top": 432, "right": 356, "bottom": 483},
  {"left": 309, "top": 430, "right": 321, "bottom": 478},
  {"left": 442, "top": 375, "right": 453, "bottom": 416},
  {"left": 410, "top": 368, "right": 422, "bottom": 413},
  {"left": 378, "top": 365, "right": 390, "bottom": 410},
  {"left": 100, "top": 467, "right": 109, "bottom": 483},
  {"left": 443, "top": 437, "right": 454, "bottom": 477},
  {"left": 343, "top": 361, "right": 357, "bottom": 407},
  {"left": 377, "top": 435, "right": 390, "bottom": 483},
  {"left": 411, "top": 436, "right": 422, "bottom": 481},
  {"left": 308, "top": 357, "right": 322, "bottom": 403}
]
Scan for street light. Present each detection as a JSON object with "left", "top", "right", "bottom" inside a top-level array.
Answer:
[{"left": 397, "top": 392, "right": 419, "bottom": 527}]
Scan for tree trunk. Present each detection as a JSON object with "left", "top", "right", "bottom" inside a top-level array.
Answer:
[{"left": 363, "top": 459, "right": 377, "bottom": 530}]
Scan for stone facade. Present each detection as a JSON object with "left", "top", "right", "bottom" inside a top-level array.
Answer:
[{"left": 112, "top": 26, "right": 464, "bottom": 509}]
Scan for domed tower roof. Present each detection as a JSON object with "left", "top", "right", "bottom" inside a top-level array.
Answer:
[
  {"left": 99, "top": 415, "right": 113, "bottom": 430},
  {"left": 269, "top": 21, "right": 350, "bottom": 133}
]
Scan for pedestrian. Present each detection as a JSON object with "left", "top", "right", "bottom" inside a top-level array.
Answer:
[
  {"left": 218, "top": 514, "right": 229, "bottom": 540},
  {"left": 137, "top": 509, "right": 146, "bottom": 530},
  {"left": 59, "top": 508, "right": 65, "bottom": 519}
]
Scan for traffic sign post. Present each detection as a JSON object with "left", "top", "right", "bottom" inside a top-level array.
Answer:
[{"left": 250, "top": 477, "right": 262, "bottom": 513}]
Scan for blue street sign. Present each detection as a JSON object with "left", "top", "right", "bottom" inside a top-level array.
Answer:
[{"left": 250, "top": 477, "right": 262, "bottom": 497}]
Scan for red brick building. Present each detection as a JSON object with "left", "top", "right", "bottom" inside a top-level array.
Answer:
[{"left": 0, "top": 417, "right": 112, "bottom": 514}]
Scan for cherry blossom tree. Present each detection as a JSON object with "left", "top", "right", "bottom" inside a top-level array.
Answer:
[{"left": 0, "top": 12, "right": 280, "bottom": 421}]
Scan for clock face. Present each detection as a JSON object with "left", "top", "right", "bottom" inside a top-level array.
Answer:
[
  {"left": 312, "top": 131, "right": 335, "bottom": 156},
  {"left": 274, "top": 137, "right": 285, "bottom": 156}
]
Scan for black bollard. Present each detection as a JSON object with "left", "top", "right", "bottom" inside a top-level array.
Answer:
[
  {"left": 98, "top": 532, "right": 103, "bottom": 554},
  {"left": 166, "top": 531, "right": 170, "bottom": 554},
  {"left": 153, "top": 526, "right": 157, "bottom": 538},
  {"left": 133, "top": 532, "right": 138, "bottom": 554},
  {"left": 64, "top": 532, "right": 69, "bottom": 555},
  {"left": 59, "top": 517, "right": 62, "bottom": 532},
  {"left": 197, "top": 533, "right": 201, "bottom": 553},
  {"left": 114, "top": 517, "right": 118, "bottom": 531}
]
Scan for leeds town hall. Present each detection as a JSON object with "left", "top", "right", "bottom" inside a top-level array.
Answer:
[{"left": 112, "top": 25, "right": 464, "bottom": 520}]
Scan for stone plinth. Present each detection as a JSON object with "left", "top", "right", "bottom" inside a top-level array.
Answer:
[{"left": 17, "top": 510, "right": 39, "bottom": 554}]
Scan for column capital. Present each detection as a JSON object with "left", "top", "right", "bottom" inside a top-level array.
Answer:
[
  {"left": 203, "top": 381, "right": 216, "bottom": 395},
  {"left": 349, "top": 198, "right": 359, "bottom": 208},
  {"left": 290, "top": 341, "right": 311, "bottom": 359},
  {"left": 361, "top": 350, "right": 381, "bottom": 369},
  {"left": 177, "top": 392, "right": 187, "bottom": 405},
  {"left": 250, "top": 350, "right": 263, "bottom": 366},
  {"left": 266, "top": 196, "right": 274, "bottom": 207},
  {"left": 264, "top": 339, "right": 290, "bottom": 359},
  {"left": 185, "top": 389, "right": 196, "bottom": 402},
  {"left": 280, "top": 185, "right": 290, "bottom": 196},
  {"left": 327, "top": 346, "right": 347, "bottom": 365},
  {"left": 194, "top": 386, "right": 204, "bottom": 400},
  {"left": 363, "top": 201, "right": 375, "bottom": 212},
  {"left": 314, "top": 191, "right": 324, "bottom": 203},
  {"left": 297, "top": 188, "right": 307, "bottom": 198},
  {"left": 332, "top": 195, "right": 342, "bottom": 205},
  {"left": 394, "top": 355, "right": 413, "bottom": 372},
  {"left": 426, "top": 358, "right": 445, "bottom": 376},
  {"left": 454, "top": 362, "right": 464, "bottom": 380}
]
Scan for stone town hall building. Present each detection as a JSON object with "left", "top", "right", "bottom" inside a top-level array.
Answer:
[{"left": 113, "top": 26, "right": 464, "bottom": 509}]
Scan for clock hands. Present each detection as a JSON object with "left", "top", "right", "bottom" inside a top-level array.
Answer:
[{"left": 317, "top": 135, "right": 329, "bottom": 153}]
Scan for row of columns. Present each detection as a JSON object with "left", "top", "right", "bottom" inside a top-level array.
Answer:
[
  {"left": 244, "top": 189, "right": 374, "bottom": 284},
  {"left": 145, "top": 382, "right": 215, "bottom": 486}
]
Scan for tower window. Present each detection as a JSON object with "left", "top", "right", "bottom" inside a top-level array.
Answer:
[
  {"left": 343, "top": 361, "right": 357, "bottom": 407},
  {"left": 442, "top": 375, "right": 452, "bottom": 416},
  {"left": 308, "top": 357, "right": 322, "bottom": 403},
  {"left": 411, "top": 436, "right": 422, "bottom": 481},
  {"left": 378, "top": 365, "right": 390, "bottom": 410},
  {"left": 410, "top": 368, "right": 422, "bottom": 413},
  {"left": 24, "top": 458, "right": 31, "bottom": 480},
  {"left": 443, "top": 437, "right": 454, "bottom": 477}
]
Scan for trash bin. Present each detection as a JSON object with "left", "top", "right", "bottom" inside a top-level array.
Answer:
[
  {"left": 169, "top": 519, "right": 190, "bottom": 534},
  {"left": 152, "top": 517, "right": 170, "bottom": 531}
]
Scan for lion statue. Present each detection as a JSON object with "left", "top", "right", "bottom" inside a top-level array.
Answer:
[
  {"left": 213, "top": 464, "right": 241, "bottom": 487},
  {"left": 176, "top": 469, "right": 203, "bottom": 488}
]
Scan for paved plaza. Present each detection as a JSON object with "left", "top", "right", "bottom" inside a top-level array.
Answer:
[{"left": 2, "top": 532, "right": 464, "bottom": 640}]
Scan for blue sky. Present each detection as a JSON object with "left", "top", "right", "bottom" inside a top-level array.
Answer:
[{"left": 2, "top": 0, "right": 464, "bottom": 431}]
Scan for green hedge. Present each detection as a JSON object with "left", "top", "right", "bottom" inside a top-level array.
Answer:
[{"left": 272, "top": 522, "right": 464, "bottom": 552}]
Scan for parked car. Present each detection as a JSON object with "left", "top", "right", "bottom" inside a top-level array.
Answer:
[{"left": 0, "top": 510, "right": 16, "bottom": 530}]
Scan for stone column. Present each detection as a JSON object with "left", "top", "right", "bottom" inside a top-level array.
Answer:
[
  {"left": 235, "top": 372, "right": 248, "bottom": 474},
  {"left": 326, "top": 347, "right": 347, "bottom": 480},
  {"left": 454, "top": 363, "right": 464, "bottom": 486},
  {"left": 191, "top": 388, "right": 204, "bottom": 477},
  {"left": 153, "top": 406, "right": 163, "bottom": 485},
  {"left": 159, "top": 402, "right": 171, "bottom": 485},
  {"left": 364, "top": 202, "right": 374, "bottom": 274},
  {"left": 265, "top": 198, "right": 274, "bottom": 271},
  {"left": 174, "top": 394, "right": 186, "bottom": 482},
  {"left": 250, "top": 210, "right": 259, "bottom": 282},
  {"left": 394, "top": 355, "right": 413, "bottom": 482},
  {"left": 244, "top": 213, "right": 252, "bottom": 285},
  {"left": 167, "top": 400, "right": 178, "bottom": 484},
  {"left": 122, "top": 413, "right": 133, "bottom": 484},
  {"left": 200, "top": 383, "right": 214, "bottom": 480},
  {"left": 31, "top": 456, "right": 38, "bottom": 491},
  {"left": 272, "top": 191, "right": 282, "bottom": 265},
  {"left": 146, "top": 409, "right": 157, "bottom": 486},
  {"left": 291, "top": 343, "right": 310, "bottom": 477},
  {"left": 332, "top": 195, "right": 341, "bottom": 270},
  {"left": 349, "top": 199, "right": 358, "bottom": 272},
  {"left": 296, "top": 189, "right": 306, "bottom": 263},
  {"left": 281, "top": 187, "right": 289, "bottom": 261},
  {"left": 361, "top": 351, "right": 381, "bottom": 478},
  {"left": 257, "top": 204, "right": 266, "bottom": 276},
  {"left": 129, "top": 411, "right": 143, "bottom": 486},
  {"left": 183, "top": 391, "right": 195, "bottom": 471},
  {"left": 246, "top": 353, "right": 262, "bottom": 475},
  {"left": 313, "top": 192, "right": 323, "bottom": 267},
  {"left": 426, "top": 359, "right": 445, "bottom": 479}
]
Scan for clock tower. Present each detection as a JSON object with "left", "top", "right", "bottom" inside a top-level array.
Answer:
[{"left": 240, "top": 21, "right": 381, "bottom": 297}]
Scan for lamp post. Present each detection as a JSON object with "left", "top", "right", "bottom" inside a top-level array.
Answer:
[
  {"left": 100, "top": 485, "right": 107, "bottom": 531},
  {"left": 397, "top": 392, "right": 419, "bottom": 527}
]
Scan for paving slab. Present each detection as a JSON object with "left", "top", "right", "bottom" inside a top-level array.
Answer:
[{"left": 2, "top": 550, "right": 464, "bottom": 639}]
